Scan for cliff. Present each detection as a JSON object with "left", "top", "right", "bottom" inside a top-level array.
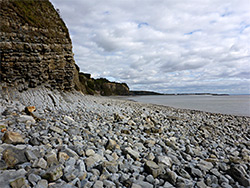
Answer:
[
  {"left": 0, "top": 0, "right": 129, "bottom": 95},
  {"left": 0, "top": 0, "right": 77, "bottom": 91},
  {"left": 77, "top": 73, "right": 129, "bottom": 96}
]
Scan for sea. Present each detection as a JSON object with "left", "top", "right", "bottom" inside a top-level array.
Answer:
[{"left": 125, "top": 95, "right": 250, "bottom": 117}]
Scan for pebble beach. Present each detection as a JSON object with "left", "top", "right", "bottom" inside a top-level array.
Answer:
[{"left": 0, "top": 87, "right": 249, "bottom": 188}]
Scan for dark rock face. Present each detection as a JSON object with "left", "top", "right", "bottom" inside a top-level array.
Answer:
[{"left": 0, "top": 0, "right": 76, "bottom": 91}]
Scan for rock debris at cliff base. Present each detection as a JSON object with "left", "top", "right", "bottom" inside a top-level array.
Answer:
[{"left": 0, "top": 87, "right": 249, "bottom": 188}]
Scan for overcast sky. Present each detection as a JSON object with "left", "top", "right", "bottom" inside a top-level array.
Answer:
[{"left": 50, "top": 0, "right": 250, "bottom": 94}]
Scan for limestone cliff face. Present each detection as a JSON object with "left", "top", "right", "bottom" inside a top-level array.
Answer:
[
  {"left": 0, "top": 0, "right": 76, "bottom": 91},
  {"left": 0, "top": 0, "right": 129, "bottom": 95}
]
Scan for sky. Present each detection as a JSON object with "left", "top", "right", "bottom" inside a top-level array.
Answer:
[{"left": 50, "top": 0, "right": 250, "bottom": 94}]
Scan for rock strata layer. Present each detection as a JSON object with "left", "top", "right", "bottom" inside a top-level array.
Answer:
[
  {"left": 0, "top": 0, "right": 76, "bottom": 90},
  {"left": 0, "top": 86, "right": 249, "bottom": 187}
]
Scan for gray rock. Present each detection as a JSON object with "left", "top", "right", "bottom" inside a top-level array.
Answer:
[
  {"left": 25, "top": 150, "right": 38, "bottom": 161},
  {"left": 42, "top": 165, "right": 63, "bottom": 182},
  {"left": 49, "top": 126, "right": 64, "bottom": 134},
  {"left": 18, "top": 115, "right": 36, "bottom": 124},
  {"left": 65, "top": 157, "right": 76, "bottom": 167},
  {"left": 156, "top": 156, "right": 172, "bottom": 167},
  {"left": 196, "top": 180, "right": 207, "bottom": 188},
  {"left": 2, "top": 147, "right": 27, "bottom": 168},
  {"left": 176, "top": 177, "right": 194, "bottom": 188},
  {"left": 32, "top": 158, "right": 47, "bottom": 169},
  {"left": 134, "top": 180, "right": 154, "bottom": 188},
  {"left": 221, "top": 182, "right": 233, "bottom": 188},
  {"left": 45, "top": 151, "right": 58, "bottom": 166},
  {"left": 28, "top": 173, "right": 41, "bottom": 186},
  {"left": 81, "top": 180, "right": 93, "bottom": 188},
  {"left": 159, "top": 169, "right": 177, "bottom": 185},
  {"left": 106, "top": 139, "right": 119, "bottom": 151},
  {"left": 185, "top": 166, "right": 203, "bottom": 178},
  {"left": 84, "top": 154, "right": 103, "bottom": 171},
  {"left": 210, "top": 168, "right": 221, "bottom": 177},
  {"left": 0, "top": 169, "right": 27, "bottom": 188},
  {"left": 163, "top": 181, "right": 175, "bottom": 188},
  {"left": 76, "top": 160, "right": 86, "bottom": 172},
  {"left": 131, "top": 183, "right": 142, "bottom": 188},
  {"left": 64, "top": 169, "right": 79, "bottom": 182},
  {"left": 123, "top": 147, "right": 140, "bottom": 160},
  {"left": 9, "top": 177, "right": 29, "bottom": 188},
  {"left": 35, "top": 179, "right": 48, "bottom": 188},
  {"left": 103, "top": 180, "right": 116, "bottom": 188},
  {"left": 197, "top": 160, "right": 213, "bottom": 172},
  {"left": 146, "top": 174, "right": 155, "bottom": 184},
  {"left": 144, "top": 160, "right": 163, "bottom": 178},
  {"left": 92, "top": 180, "right": 103, "bottom": 188}
]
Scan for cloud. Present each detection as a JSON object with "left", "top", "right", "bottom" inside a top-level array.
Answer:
[{"left": 51, "top": 0, "right": 250, "bottom": 94}]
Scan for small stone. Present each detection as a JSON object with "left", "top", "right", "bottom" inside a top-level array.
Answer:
[
  {"left": 196, "top": 180, "right": 207, "bottom": 188},
  {"left": 106, "top": 139, "right": 119, "bottom": 151},
  {"left": 18, "top": 115, "right": 36, "bottom": 124},
  {"left": 25, "top": 150, "right": 38, "bottom": 161},
  {"left": 0, "top": 169, "right": 26, "bottom": 188},
  {"left": 65, "top": 157, "right": 76, "bottom": 167},
  {"left": 42, "top": 165, "right": 63, "bottom": 182},
  {"left": 0, "top": 160, "right": 7, "bottom": 170},
  {"left": 197, "top": 160, "right": 213, "bottom": 172},
  {"left": 35, "top": 179, "right": 48, "bottom": 188},
  {"left": 58, "top": 151, "right": 69, "bottom": 162},
  {"left": 131, "top": 183, "right": 142, "bottom": 188},
  {"left": 210, "top": 168, "right": 221, "bottom": 177},
  {"left": 85, "top": 149, "right": 95, "bottom": 157},
  {"left": 63, "top": 115, "right": 75, "bottom": 123},
  {"left": 186, "top": 166, "right": 203, "bottom": 178},
  {"left": 28, "top": 173, "right": 41, "bottom": 186},
  {"left": 221, "top": 182, "right": 233, "bottom": 188},
  {"left": 25, "top": 106, "right": 36, "bottom": 113},
  {"left": 176, "top": 177, "right": 194, "bottom": 188},
  {"left": 146, "top": 153, "right": 155, "bottom": 161},
  {"left": 163, "top": 181, "right": 175, "bottom": 188},
  {"left": 84, "top": 154, "right": 103, "bottom": 170},
  {"left": 64, "top": 169, "right": 79, "bottom": 182},
  {"left": 3, "top": 147, "right": 27, "bottom": 168},
  {"left": 156, "top": 155, "right": 172, "bottom": 167},
  {"left": 123, "top": 147, "right": 140, "bottom": 160},
  {"left": 92, "top": 180, "right": 103, "bottom": 188},
  {"left": 160, "top": 169, "right": 177, "bottom": 185},
  {"left": 2, "top": 131, "right": 25, "bottom": 144},
  {"left": 144, "top": 160, "right": 163, "bottom": 178},
  {"left": 49, "top": 126, "right": 63, "bottom": 134},
  {"left": 145, "top": 175, "right": 155, "bottom": 184},
  {"left": 103, "top": 179, "right": 116, "bottom": 188},
  {"left": 102, "top": 161, "right": 118, "bottom": 173},
  {"left": 134, "top": 181, "right": 153, "bottom": 188},
  {"left": 32, "top": 158, "right": 47, "bottom": 169},
  {"left": 76, "top": 160, "right": 86, "bottom": 172},
  {"left": 45, "top": 151, "right": 58, "bottom": 166},
  {"left": 10, "top": 177, "right": 28, "bottom": 188}
]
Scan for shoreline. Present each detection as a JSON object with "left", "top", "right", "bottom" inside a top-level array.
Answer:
[
  {"left": 118, "top": 95, "right": 250, "bottom": 117},
  {"left": 0, "top": 87, "right": 249, "bottom": 187}
]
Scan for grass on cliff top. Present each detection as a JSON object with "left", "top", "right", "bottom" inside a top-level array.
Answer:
[{"left": 1, "top": 0, "right": 70, "bottom": 39}]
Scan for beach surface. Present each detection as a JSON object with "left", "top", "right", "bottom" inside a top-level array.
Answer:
[{"left": 0, "top": 86, "right": 249, "bottom": 187}]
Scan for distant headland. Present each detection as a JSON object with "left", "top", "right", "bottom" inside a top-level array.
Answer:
[{"left": 129, "top": 90, "right": 229, "bottom": 96}]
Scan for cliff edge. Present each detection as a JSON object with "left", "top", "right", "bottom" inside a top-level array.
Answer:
[{"left": 0, "top": 0, "right": 77, "bottom": 91}]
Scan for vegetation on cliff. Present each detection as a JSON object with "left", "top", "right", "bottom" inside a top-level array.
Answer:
[{"left": 76, "top": 72, "right": 129, "bottom": 96}]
